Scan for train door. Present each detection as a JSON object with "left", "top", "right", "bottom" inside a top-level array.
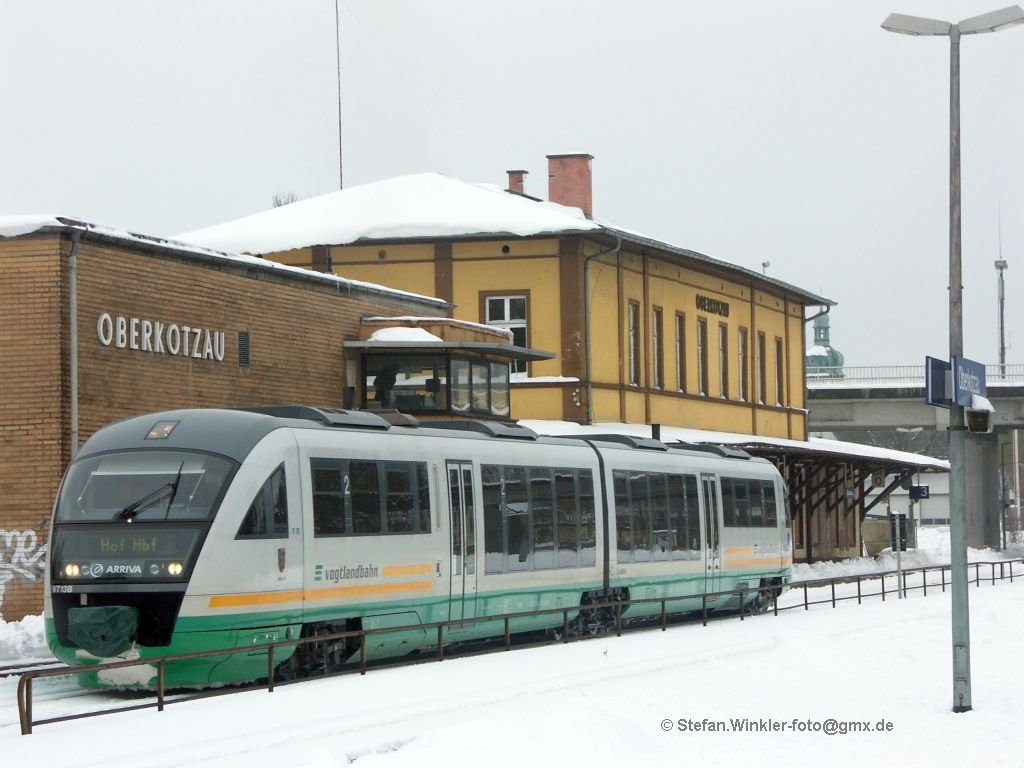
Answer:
[
  {"left": 701, "top": 473, "right": 722, "bottom": 602},
  {"left": 447, "top": 461, "right": 478, "bottom": 624}
]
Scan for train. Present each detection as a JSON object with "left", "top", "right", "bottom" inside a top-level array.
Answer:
[{"left": 44, "top": 406, "right": 792, "bottom": 688}]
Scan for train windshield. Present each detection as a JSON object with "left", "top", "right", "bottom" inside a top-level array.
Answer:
[{"left": 56, "top": 450, "right": 237, "bottom": 523}]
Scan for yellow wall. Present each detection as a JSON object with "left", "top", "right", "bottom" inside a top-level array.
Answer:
[
  {"left": 592, "top": 246, "right": 804, "bottom": 438},
  {"left": 587, "top": 257, "right": 621, "bottom": 384},
  {"left": 323, "top": 244, "right": 436, "bottom": 298},
  {"left": 511, "top": 386, "right": 566, "bottom": 420},
  {"left": 263, "top": 247, "right": 314, "bottom": 269},
  {"left": 450, "top": 252, "right": 563, "bottom": 378},
  {"left": 312, "top": 237, "right": 812, "bottom": 440},
  {"left": 333, "top": 243, "right": 435, "bottom": 264}
]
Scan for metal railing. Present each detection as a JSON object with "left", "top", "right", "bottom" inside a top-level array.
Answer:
[
  {"left": 16, "top": 557, "right": 1024, "bottom": 735},
  {"left": 807, "top": 364, "right": 1024, "bottom": 388}
]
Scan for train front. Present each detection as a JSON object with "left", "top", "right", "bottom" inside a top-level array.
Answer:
[{"left": 44, "top": 411, "right": 252, "bottom": 687}]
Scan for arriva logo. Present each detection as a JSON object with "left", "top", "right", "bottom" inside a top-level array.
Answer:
[{"left": 87, "top": 563, "right": 144, "bottom": 577}]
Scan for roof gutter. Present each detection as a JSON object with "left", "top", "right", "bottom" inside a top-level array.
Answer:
[
  {"left": 584, "top": 233, "right": 622, "bottom": 423},
  {"left": 805, "top": 304, "right": 831, "bottom": 325}
]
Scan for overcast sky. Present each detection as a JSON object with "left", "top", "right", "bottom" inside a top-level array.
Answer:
[{"left": 2, "top": 1, "right": 1023, "bottom": 368}]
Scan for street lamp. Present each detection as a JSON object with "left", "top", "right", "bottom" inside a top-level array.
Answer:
[{"left": 882, "top": 4, "right": 1024, "bottom": 715}]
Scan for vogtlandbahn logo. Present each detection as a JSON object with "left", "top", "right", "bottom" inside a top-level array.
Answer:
[{"left": 314, "top": 564, "right": 380, "bottom": 583}]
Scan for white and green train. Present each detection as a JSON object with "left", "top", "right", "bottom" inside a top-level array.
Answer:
[{"left": 45, "top": 406, "right": 792, "bottom": 687}]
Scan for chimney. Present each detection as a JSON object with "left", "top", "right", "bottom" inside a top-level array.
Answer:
[
  {"left": 547, "top": 153, "right": 593, "bottom": 219},
  {"left": 506, "top": 169, "right": 528, "bottom": 195}
]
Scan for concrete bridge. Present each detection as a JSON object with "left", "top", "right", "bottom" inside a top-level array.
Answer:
[
  {"left": 807, "top": 364, "right": 1024, "bottom": 549},
  {"left": 807, "top": 364, "right": 1024, "bottom": 434}
]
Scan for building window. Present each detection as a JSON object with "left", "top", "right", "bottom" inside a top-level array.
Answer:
[
  {"left": 628, "top": 301, "right": 640, "bottom": 386},
  {"left": 652, "top": 307, "right": 664, "bottom": 390},
  {"left": 738, "top": 327, "right": 749, "bottom": 402},
  {"left": 675, "top": 313, "right": 686, "bottom": 393},
  {"left": 775, "top": 337, "right": 785, "bottom": 405},
  {"left": 757, "top": 332, "right": 767, "bottom": 404},
  {"left": 696, "top": 318, "right": 709, "bottom": 396},
  {"left": 363, "top": 353, "right": 509, "bottom": 418},
  {"left": 718, "top": 323, "right": 729, "bottom": 399},
  {"left": 485, "top": 295, "right": 528, "bottom": 374}
]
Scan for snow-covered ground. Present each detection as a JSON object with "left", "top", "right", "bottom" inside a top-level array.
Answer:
[{"left": 2, "top": 529, "right": 1023, "bottom": 767}]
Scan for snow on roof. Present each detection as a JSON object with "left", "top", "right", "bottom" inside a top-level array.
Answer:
[
  {"left": 0, "top": 215, "right": 449, "bottom": 309},
  {"left": 363, "top": 316, "right": 513, "bottom": 341},
  {"left": 172, "top": 173, "right": 833, "bottom": 307},
  {"left": 518, "top": 419, "right": 949, "bottom": 471},
  {"left": 367, "top": 327, "right": 443, "bottom": 343},
  {"left": 0, "top": 214, "right": 63, "bottom": 237},
  {"left": 174, "top": 173, "right": 601, "bottom": 254}
]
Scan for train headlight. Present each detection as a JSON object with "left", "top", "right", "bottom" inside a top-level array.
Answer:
[
  {"left": 167, "top": 562, "right": 184, "bottom": 577},
  {"left": 64, "top": 563, "right": 81, "bottom": 578},
  {"left": 149, "top": 563, "right": 162, "bottom": 576}
]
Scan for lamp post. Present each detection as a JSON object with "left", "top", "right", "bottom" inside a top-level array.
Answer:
[{"left": 882, "top": 4, "right": 1024, "bottom": 715}]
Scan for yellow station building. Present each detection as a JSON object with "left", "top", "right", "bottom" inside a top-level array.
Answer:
[{"left": 179, "top": 155, "right": 830, "bottom": 442}]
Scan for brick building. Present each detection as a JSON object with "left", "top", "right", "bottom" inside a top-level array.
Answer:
[{"left": 0, "top": 217, "right": 450, "bottom": 620}]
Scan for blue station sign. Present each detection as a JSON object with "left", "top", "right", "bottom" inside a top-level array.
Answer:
[
  {"left": 952, "top": 356, "right": 986, "bottom": 407},
  {"left": 925, "top": 356, "right": 951, "bottom": 408}
]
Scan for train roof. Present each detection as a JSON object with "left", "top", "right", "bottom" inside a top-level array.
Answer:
[
  {"left": 75, "top": 408, "right": 292, "bottom": 463},
  {"left": 74, "top": 406, "right": 772, "bottom": 469}
]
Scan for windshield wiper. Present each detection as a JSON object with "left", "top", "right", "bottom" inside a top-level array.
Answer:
[{"left": 116, "top": 462, "right": 185, "bottom": 522}]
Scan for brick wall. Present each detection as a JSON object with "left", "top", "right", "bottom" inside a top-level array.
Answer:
[
  {"left": 0, "top": 231, "right": 445, "bottom": 620},
  {"left": 0, "top": 235, "right": 65, "bottom": 620}
]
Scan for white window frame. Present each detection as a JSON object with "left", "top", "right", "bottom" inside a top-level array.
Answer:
[{"left": 485, "top": 294, "right": 528, "bottom": 375}]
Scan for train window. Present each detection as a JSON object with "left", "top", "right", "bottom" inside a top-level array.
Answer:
[
  {"left": 614, "top": 470, "right": 702, "bottom": 562},
  {"left": 483, "top": 465, "right": 504, "bottom": 574},
  {"left": 531, "top": 468, "right": 555, "bottom": 570},
  {"left": 482, "top": 465, "right": 596, "bottom": 574},
  {"left": 614, "top": 471, "right": 632, "bottom": 563},
  {"left": 720, "top": 476, "right": 778, "bottom": 527},
  {"left": 57, "top": 450, "right": 236, "bottom": 523},
  {"left": 504, "top": 466, "right": 530, "bottom": 570},
  {"left": 762, "top": 480, "right": 778, "bottom": 526},
  {"left": 651, "top": 474, "right": 670, "bottom": 561},
  {"left": 385, "top": 464, "right": 416, "bottom": 533},
  {"left": 579, "top": 471, "right": 596, "bottom": 567},
  {"left": 668, "top": 474, "right": 701, "bottom": 559},
  {"left": 630, "top": 471, "right": 652, "bottom": 562},
  {"left": 555, "top": 470, "right": 578, "bottom": 567},
  {"left": 721, "top": 478, "right": 736, "bottom": 526},
  {"left": 350, "top": 462, "right": 381, "bottom": 534},
  {"left": 749, "top": 481, "right": 765, "bottom": 526},
  {"left": 733, "top": 479, "right": 750, "bottom": 526},
  {"left": 312, "top": 459, "right": 430, "bottom": 537},
  {"left": 237, "top": 464, "right": 288, "bottom": 539},
  {"left": 417, "top": 464, "right": 432, "bottom": 532},
  {"left": 312, "top": 460, "right": 345, "bottom": 536}
]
